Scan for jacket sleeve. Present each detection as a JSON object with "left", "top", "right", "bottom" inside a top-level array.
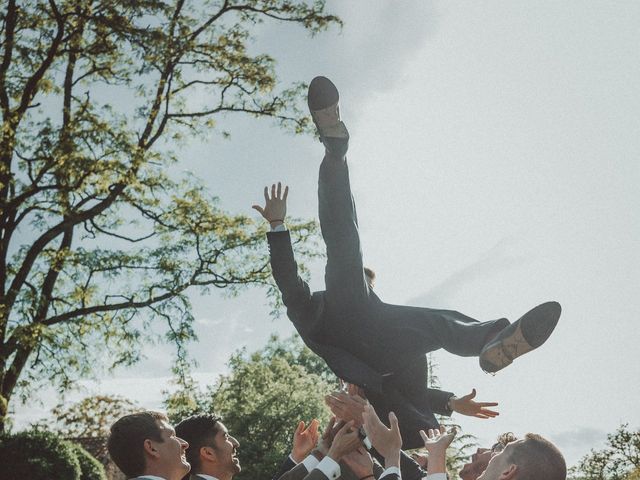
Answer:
[
  {"left": 267, "top": 231, "right": 313, "bottom": 318},
  {"left": 426, "top": 387, "right": 455, "bottom": 416},
  {"left": 277, "top": 462, "right": 311, "bottom": 480},
  {"left": 273, "top": 455, "right": 297, "bottom": 480}
]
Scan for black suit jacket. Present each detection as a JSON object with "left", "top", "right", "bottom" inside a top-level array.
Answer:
[{"left": 268, "top": 231, "right": 453, "bottom": 449}]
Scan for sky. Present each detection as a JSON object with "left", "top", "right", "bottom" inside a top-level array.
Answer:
[{"left": 12, "top": 0, "right": 640, "bottom": 468}]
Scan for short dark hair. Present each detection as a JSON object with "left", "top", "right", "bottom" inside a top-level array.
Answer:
[
  {"left": 107, "top": 411, "right": 167, "bottom": 477},
  {"left": 492, "top": 432, "right": 518, "bottom": 452},
  {"left": 506, "top": 433, "right": 566, "bottom": 480},
  {"left": 175, "top": 414, "right": 223, "bottom": 472}
]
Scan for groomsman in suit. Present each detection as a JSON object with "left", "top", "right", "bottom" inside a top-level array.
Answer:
[
  {"left": 254, "top": 76, "right": 561, "bottom": 449},
  {"left": 174, "top": 414, "right": 241, "bottom": 480},
  {"left": 107, "top": 411, "right": 190, "bottom": 480}
]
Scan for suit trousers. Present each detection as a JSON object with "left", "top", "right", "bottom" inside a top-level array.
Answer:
[{"left": 317, "top": 152, "right": 508, "bottom": 367}]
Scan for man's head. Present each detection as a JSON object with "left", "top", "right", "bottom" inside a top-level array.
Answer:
[
  {"left": 477, "top": 433, "right": 566, "bottom": 480},
  {"left": 460, "top": 432, "right": 518, "bottom": 480},
  {"left": 175, "top": 414, "right": 241, "bottom": 480},
  {"left": 107, "top": 411, "right": 190, "bottom": 480}
]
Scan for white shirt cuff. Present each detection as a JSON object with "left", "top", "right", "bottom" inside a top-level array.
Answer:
[
  {"left": 271, "top": 224, "right": 287, "bottom": 232},
  {"left": 380, "top": 466, "right": 401, "bottom": 479},
  {"left": 302, "top": 454, "right": 320, "bottom": 472},
  {"left": 316, "top": 456, "right": 341, "bottom": 480},
  {"left": 289, "top": 453, "right": 299, "bottom": 465},
  {"left": 426, "top": 474, "right": 447, "bottom": 480}
]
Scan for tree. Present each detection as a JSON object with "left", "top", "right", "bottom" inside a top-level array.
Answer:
[
  {"left": 164, "top": 335, "right": 333, "bottom": 479},
  {"left": 0, "top": 0, "right": 339, "bottom": 431},
  {"left": 0, "top": 429, "right": 82, "bottom": 480},
  {"left": 50, "top": 394, "right": 139, "bottom": 438},
  {"left": 570, "top": 424, "right": 640, "bottom": 480}
]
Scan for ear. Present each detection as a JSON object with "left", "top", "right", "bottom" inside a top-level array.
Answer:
[
  {"left": 500, "top": 464, "right": 518, "bottom": 480},
  {"left": 144, "top": 439, "right": 160, "bottom": 459},
  {"left": 201, "top": 445, "right": 218, "bottom": 464}
]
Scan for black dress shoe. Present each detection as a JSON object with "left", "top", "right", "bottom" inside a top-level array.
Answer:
[
  {"left": 479, "top": 301, "right": 561, "bottom": 373},
  {"left": 308, "top": 76, "right": 349, "bottom": 156}
]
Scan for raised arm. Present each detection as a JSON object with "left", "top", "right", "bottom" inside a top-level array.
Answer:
[{"left": 253, "top": 183, "right": 313, "bottom": 320}]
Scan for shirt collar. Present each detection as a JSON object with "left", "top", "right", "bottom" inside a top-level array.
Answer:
[{"left": 195, "top": 475, "right": 220, "bottom": 480}]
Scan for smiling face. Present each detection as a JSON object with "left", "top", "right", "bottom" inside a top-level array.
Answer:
[
  {"left": 460, "top": 448, "right": 494, "bottom": 480},
  {"left": 149, "top": 419, "right": 191, "bottom": 480},
  {"left": 211, "top": 422, "right": 241, "bottom": 475},
  {"left": 476, "top": 441, "right": 521, "bottom": 480}
]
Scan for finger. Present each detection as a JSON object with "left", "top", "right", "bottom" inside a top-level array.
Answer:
[
  {"left": 439, "top": 425, "right": 446, "bottom": 434},
  {"left": 419, "top": 430, "right": 428, "bottom": 442},
  {"left": 470, "top": 388, "right": 477, "bottom": 399},
  {"left": 338, "top": 420, "right": 355, "bottom": 435},
  {"left": 271, "top": 183, "right": 276, "bottom": 199},
  {"left": 251, "top": 205, "right": 264, "bottom": 215},
  {"left": 478, "top": 402, "right": 499, "bottom": 407},
  {"left": 263, "top": 186, "right": 269, "bottom": 202},
  {"left": 389, "top": 411, "right": 400, "bottom": 434},
  {"left": 479, "top": 408, "right": 499, "bottom": 415},
  {"left": 334, "top": 392, "right": 349, "bottom": 403},
  {"left": 323, "top": 416, "right": 336, "bottom": 438},
  {"left": 295, "top": 420, "right": 305, "bottom": 435},
  {"left": 325, "top": 394, "right": 339, "bottom": 405},
  {"left": 310, "top": 419, "right": 320, "bottom": 435},
  {"left": 283, "top": 185, "right": 289, "bottom": 201},
  {"left": 474, "top": 413, "right": 490, "bottom": 419},
  {"left": 277, "top": 181, "right": 282, "bottom": 199}
]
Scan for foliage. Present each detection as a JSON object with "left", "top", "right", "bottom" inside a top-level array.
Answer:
[
  {"left": 0, "top": 429, "right": 81, "bottom": 480},
  {"left": 0, "top": 0, "right": 338, "bottom": 430},
  {"left": 67, "top": 441, "right": 107, "bottom": 480},
  {"left": 51, "top": 394, "right": 139, "bottom": 438},
  {"left": 570, "top": 424, "right": 640, "bottom": 480},
  {"left": 165, "top": 335, "right": 334, "bottom": 479}
]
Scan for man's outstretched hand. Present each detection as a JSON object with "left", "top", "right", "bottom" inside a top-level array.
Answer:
[
  {"left": 325, "top": 391, "right": 367, "bottom": 427},
  {"left": 450, "top": 388, "right": 499, "bottom": 419},
  {"left": 252, "top": 182, "right": 288, "bottom": 227},
  {"left": 419, "top": 426, "right": 457, "bottom": 476},
  {"left": 362, "top": 404, "right": 402, "bottom": 468},
  {"left": 291, "top": 419, "right": 320, "bottom": 463}
]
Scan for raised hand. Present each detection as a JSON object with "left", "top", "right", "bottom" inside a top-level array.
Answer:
[
  {"left": 342, "top": 447, "right": 374, "bottom": 478},
  {"left": 450, "top": 388, "right": 499, "bottom": 419},
  {"left": 419, "top": 426, "right": 457, "bottom": 476},
  {"left": 362, "top": 404, "right": 402, "bottom": 468},
  {"left": 327, "top": 420, "right": 361, "bottom": 462},
  {"left": 291, "top": 419, "right": 320, "bottom": 463},
  {"left": 325, "top": 391, "right": 367, "bottom": 427},
  {"left": 252, "top": 182, "right": 289, "bottom": 227}
]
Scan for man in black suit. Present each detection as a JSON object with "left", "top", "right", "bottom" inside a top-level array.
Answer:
[{"left": 253, "top": 77, "right": 561, "bottom": 449}]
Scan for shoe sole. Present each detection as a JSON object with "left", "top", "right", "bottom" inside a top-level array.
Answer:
[
  {"left": 480, "top": 301, "right": 561, "bottom": 373},
  {"left": 308, "top": 76, "right": 339, "bottom": 111}
]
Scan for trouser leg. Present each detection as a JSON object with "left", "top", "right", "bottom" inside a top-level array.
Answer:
[
  {"left": 379, "top": 304, "right": 510, "bottom": 360},
  {"left": 318, "top": 152, "right": 370, "bottom": 309}
]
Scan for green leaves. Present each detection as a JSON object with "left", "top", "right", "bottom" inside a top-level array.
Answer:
[
  {"left": 0, "top": 0, "right": 338, "bottom": 428},
  {"left": 570, "top": 424, "right": 640, "bottom": 480}
]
